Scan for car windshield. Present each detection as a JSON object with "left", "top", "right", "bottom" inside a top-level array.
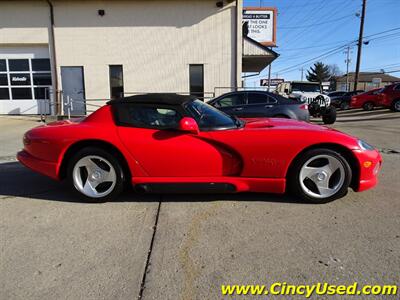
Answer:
[
  {"left": 292, "top": 83, "right": 321, "bottom": 93},
  {"left": 185, "top": 99, "right": 238, "bottom": 130}
]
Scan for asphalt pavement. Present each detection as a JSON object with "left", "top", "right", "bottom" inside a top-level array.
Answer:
[{"left": 0, "top": 110, "right": 399, "bottom": 300}]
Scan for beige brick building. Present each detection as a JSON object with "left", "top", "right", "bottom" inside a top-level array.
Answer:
[{"left": 0, "top": 0, "right": 277, "bottom": 115}]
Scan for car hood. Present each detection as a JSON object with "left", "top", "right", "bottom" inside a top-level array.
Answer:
[
  {"left": 243, "top": 117, "right": 329, "bottom": 131},
  {"left": 240, "top": 117, "right": 361, "bottom": 150}
]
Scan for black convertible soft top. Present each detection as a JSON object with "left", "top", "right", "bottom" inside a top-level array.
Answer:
[{"left": 107, "top": 93, "right": 197, "bottom": 106}]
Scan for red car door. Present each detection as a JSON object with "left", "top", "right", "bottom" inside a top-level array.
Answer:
[{"left": 115, "top": 103, "right": 225, "bottom": 177}]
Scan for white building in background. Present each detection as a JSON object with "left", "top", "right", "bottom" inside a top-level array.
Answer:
[{"left": 0, "top": 0, "right": 277, "bottom": 115}]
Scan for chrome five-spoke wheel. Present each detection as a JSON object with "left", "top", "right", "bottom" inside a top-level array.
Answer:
[
  {"left": 299, "top": 154, "right": 345, "bottom": 199},
  {"left": 72, "top": 155, "right": 117, "bottom": 198},
  {"left": 288, "top": 148, "right": 352, "bottom": 203}
]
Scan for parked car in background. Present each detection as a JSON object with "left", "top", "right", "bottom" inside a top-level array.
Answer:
[
  {"left": 350, "top": 88, "right": 383, "bottom": 110},
  {"left": 208, "top": 91, "right": 309, "bottom": 121},
  {"left": 379, "top": 82, "right": 400, "bottom": 112},
  {"left": 329, "top": 90, "right": 365, "bottom": 110}
]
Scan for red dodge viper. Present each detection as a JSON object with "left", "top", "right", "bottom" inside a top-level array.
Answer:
[{"left": 18, "top": 94, "right": 382, "bottom": 203}]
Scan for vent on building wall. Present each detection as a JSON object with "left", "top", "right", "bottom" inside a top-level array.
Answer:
[{"left": 98, "top": 9, "right": 105, "bottom": 17}]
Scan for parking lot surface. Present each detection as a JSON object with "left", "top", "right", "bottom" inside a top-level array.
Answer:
[{"left": 1, "top": 110, "right": 399, "bottom": 299}]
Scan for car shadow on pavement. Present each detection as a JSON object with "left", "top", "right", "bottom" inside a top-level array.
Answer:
[{"left": 0, "top": 162, "right": 306, "bottom": 205}]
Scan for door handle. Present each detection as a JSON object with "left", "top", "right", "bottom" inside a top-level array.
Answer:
[
  {"left": 233, "top": 107, "right": 243, "bottom": 111},
  {"left": 264, "top": 105, "right": 274, "bottom": 108}
]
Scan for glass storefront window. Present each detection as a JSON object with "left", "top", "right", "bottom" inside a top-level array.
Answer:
[
  {"left": 0, "top": 74, "right": 8, "bottom": 86},
  {"left": 0, "top": 60, "right": 6, "bottom": 72},
  {"left": 9, "top": 59, "right": 30, "bottom": 71},
  {"left": 33, "top": 73, "right": 52, "bottom": 85},
  {"left": 34, "top": 87, "right": 50, "bottom": 100},
  {"left": 11, "top": 88, "right": 32, "bottom": 100},
  {"left": 10, "top": 73, "right": 31, "bottom": 86},
  {"left": 1, "top": 58, "right": 52, "bottom": 100},
  {"left": 0, "top": 88, "right": 9, "bottom": 100},
  {"left": 32, "top": 59, "right": 51, "bottom": 71}
]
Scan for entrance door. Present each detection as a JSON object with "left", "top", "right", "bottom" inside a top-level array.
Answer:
[{"left": 61, "top": 67, "right": 86, "bottom": 115}]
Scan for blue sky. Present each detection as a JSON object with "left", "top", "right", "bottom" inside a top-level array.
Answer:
[{"left": 243, "top": 0, "right": 400, "bottom": 86}]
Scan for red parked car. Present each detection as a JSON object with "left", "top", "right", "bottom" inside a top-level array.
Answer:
[
  {"left": 350, "top": 88, "right": 383, "bottom": 110},
  {"left": 379, "top": 82, "right": 400, "bottom": 112},
  {"left": 17, "top": 94, "right": 382, "bottom": 203}
]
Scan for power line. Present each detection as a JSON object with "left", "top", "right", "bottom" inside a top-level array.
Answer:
[
  {"left": 272, "top": 26, "right": 400, "bottom": 76},
  {"left": 275, "top": 45, "right": 349, "bottom": 75},
  {"left": 280, "top": 14, "right": 355, "bottom": 29}
]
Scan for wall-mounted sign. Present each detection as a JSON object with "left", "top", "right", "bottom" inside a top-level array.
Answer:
[
  {"left": 11, "top": 74, "right": 30, "bottom": 86},
  {"left": 260, "top": 78, "right": 284, "bottom": 86},
  {"left": 243, "top": 7, "right": 277, "bottom": 47},
  {"left": 12, "top": 76, "right": 28, "bottom": 82}
]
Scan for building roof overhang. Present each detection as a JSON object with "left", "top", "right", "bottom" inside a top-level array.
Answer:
[{"left": 242, "top": 37, "right": 279, "bottom": 73}]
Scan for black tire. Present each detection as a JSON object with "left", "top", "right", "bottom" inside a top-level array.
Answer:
[
  {"left": 67, "top": 147, "right": 125, "bottom": 202},
  {"left": 362, "top": 102, "right": 374, "bottom": 111},
  {"left": 340, "top": 101, "right": 350, "bottom": 110},
  {"left": 391, "top": 99, "right": 400, "bottom": 112},
  {"left": 287, "top": 148, "right": 352, "bottom": 204},
  {"left": 322, "top": 106, "right": 337, "bottom": 124}
]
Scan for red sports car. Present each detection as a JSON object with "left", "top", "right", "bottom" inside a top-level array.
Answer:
[
  {"left": 17, "top": 94, "right": 382, "bottom": 203},
  {"left": 350, "top": 88, "right": 383, "bottom": 110}
]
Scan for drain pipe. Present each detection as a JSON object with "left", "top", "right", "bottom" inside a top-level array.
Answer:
[
  {"left": 235, "top": 0, "right": 243, "bottom": 89},
  {"left": 46, "top": 0, "right": 60, "bottom": 116}
]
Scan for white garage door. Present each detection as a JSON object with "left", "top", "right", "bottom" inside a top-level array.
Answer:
[{"left": 0, "top": 46, "right": 52, "bottom": 115}]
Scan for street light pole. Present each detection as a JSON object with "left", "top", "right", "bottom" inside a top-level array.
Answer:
[{"left": 353, "top": 0, "right": 367, "bottom": 92}]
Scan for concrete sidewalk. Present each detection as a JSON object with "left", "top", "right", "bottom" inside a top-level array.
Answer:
[{"left": 0, "top": 116, "right": 42, "bottom": 162}]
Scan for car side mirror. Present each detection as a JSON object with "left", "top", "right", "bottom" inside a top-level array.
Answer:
[{"left": 178, "top": 117, "right": 199, "bottom": 134}]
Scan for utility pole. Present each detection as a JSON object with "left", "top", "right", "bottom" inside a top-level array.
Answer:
[
  {"left": 344, "top": 46, "right": 352, "bottom": 91},
  {"left": 354, "top": 0, "right": 367, "bottom": 91},
  {"left": 300, "top": 67, "right": 304, "bottom": 81}
]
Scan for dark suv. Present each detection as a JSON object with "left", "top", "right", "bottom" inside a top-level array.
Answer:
[{"left": 208, "top": 91, "right": 310, "bottom": 121}]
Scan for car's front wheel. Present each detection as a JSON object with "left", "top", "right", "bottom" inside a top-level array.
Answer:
[
  {"left": 67, "top": 147, "right": 125, "bottom": 202},
  {"left": 362, "top": 102, "right": 374, "bottom": 111},
  {"left": 288, "top": 148, "right": 352, "bottom": 203}
]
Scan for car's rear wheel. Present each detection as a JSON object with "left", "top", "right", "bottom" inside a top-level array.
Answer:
[
  {"left": 362, "top": 102, "right": 374, "bottom": 111},
  {"left": 288, "top": 148, "right": 352, "bottom": 203},
  {"left": 391, "top": 99, "right": 400, "bottom": 112},
  {"left": 67, "top": 147, "right": 125, "bottom": 202}
]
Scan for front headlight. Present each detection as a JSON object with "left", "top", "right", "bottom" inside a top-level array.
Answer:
[{"left": 358, "top": 139, "right": 375, "bottom": 151}]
